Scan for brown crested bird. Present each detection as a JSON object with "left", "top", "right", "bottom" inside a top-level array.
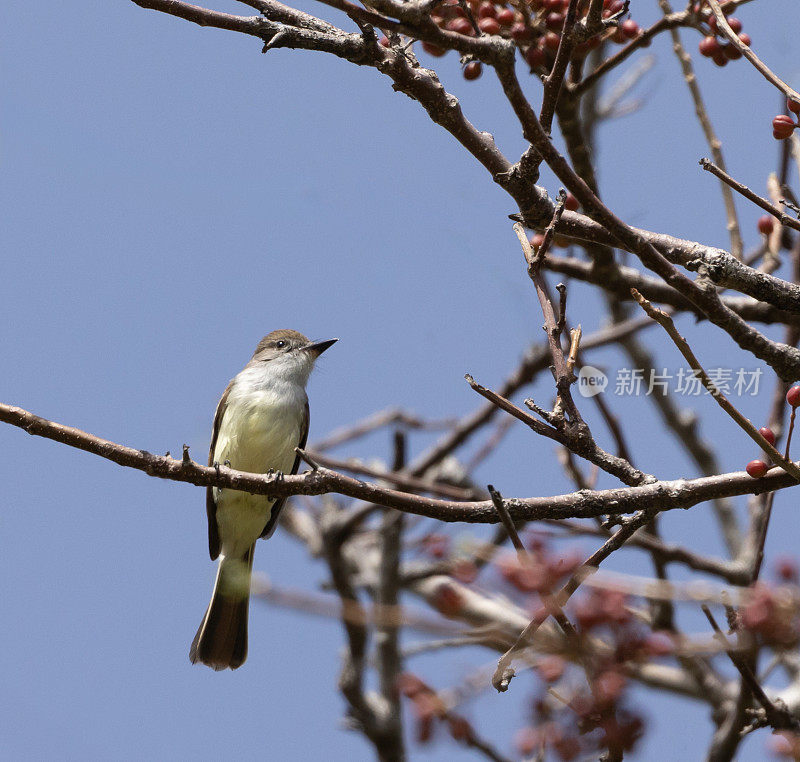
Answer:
[{"left": 190, "top": 330, "right": 336, "bottom": 670}]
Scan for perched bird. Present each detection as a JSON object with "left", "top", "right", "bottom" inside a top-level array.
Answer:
[{"left": 190, "top": 330, "right": 337, "bottom": 670}]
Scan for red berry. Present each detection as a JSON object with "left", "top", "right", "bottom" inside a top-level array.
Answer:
[
  {"left": 698, "top": 36, "right": 719, "bottom": 57},
  {"left": 564, "top": 193, "right": 579, "bottom": 211},
  {"left": 772, "top": 115, "right": 795, "bottom": 140},
  {"left": 710, "top": 48, "right": 727, "bottom": 66},
  {"left": 789, "top": 100, "right": 800, "bottom": 115},
  {"left": 707, "top": 15, "right": 717, "bottom": 33},
  {"left": 477, "top": 1, "right": 496, "bottom": 18},
  {"left": 723, "top": 44, "right": 742, "bottom": 61},
  {"left": 606, "top": 0, "right": 623, "bottom": 12},
  {"left": 433, "top": 582, "right": 463, "bottom": 615},
  {"left": 759, "top": 426, "right": 777, "bottom": 447},
  {"left": 422, "top": 41, "right": 446, "bottom": 57},
  {"left": 773, "top": 117, "right": 795, "bottom": 137},
  {"left": 727, "top": 17, "right": 742, "bottom": 34},
  {"left": 510, "top": 22, "right": 533, "bottom": 41},
  {"left": 496, "top": 7, "right": 515, "bottom": 25},
  {"left": 582, "top": 35, "right": 601, "bottom": 51},
  {"left": 746, "top": 460, "right": 769, "bottom": 478},
  {"left": 775, "top": 556, "right": 799, "bottom": 583},
  {"left": 378, "top": 35, "right": 391, "bottom": 47},
  {"left": 545, "top": 12, "right": 564, "bottom": 31},
  {"left": 463, "top": 61, "right": 482, "bottom": 80},
  {"left": 738, "top": 32, "right": 751, "bottom": 47},
  {"left": 448, "top": 17, "right": 473, "bottom": 34},
  {"left": 543, "top": 31, "right": 561, "bottom": 50},
  {"left": 787, "top": 386, "right": 800, "bottom": 408},
  {"left": 620, "top": 19, "right": 639, "bottom": 39},
  {"left": 478, "top": 17, "right": 500, "bottom": 34},
  {"left": 757, "top": 216, "right": 775, "bottom": 235},
  {"left": 524, "top": 46, "right": 546, "bottom": 68}
]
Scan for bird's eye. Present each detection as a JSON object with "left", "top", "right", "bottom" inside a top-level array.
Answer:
[{"left": 276, "top": 340, "right": 287, "bottom": 349}]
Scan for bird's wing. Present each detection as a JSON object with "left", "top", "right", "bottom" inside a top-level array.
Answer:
[
  {"left": 259, "top": 398, "right": 309, "bottom": 540},
  {"left": 205, "top": 380, "right": 234, "bottom": 560}
]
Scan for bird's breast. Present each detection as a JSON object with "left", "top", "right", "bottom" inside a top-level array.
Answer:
[{"left": 214, "top": 388, "right": 304, "bottom": 475}]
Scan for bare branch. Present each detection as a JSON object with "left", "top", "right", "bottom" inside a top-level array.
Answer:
[{"left": 3, "top": 401, "right": 799, "bottom": 523}]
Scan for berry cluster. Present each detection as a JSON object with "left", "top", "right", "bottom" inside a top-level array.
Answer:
[
  {"left": 512, "top": 586, "right": 668, "bottom": 759},
  {"left": 419, "top": 0, "right": 640, "bottom": 81},
  {"left": 773, "top": 100, "right": 800, "bottom": 140},
  {"left": 746, "top": 385, "right": 799, "bottom": 478},
  {"left": 694, "top": 7, "right": 750, "bottom": 67}
]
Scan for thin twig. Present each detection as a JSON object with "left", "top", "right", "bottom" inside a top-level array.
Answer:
[
  {"left": 312, "top": 408, "right": 456, "bottom": 451},
  {"left": 514, "top": 212, "right": 583, "bottom": 424},
  {"left": 659, "top": 0, "right": 742, "bottom": 259},
  {"left": 630, "top": 290, "right": 800, "bottom": 482},
  {"left": 539, "top": 0, "right": 581, "bottom": 134},
  {"left": 700, "top": 158, "right": 800, "bottom": 234},
  {"left": 465, "top": 374, "right": 649, "bottom": 486},
  {"left": 304, "top": 449, "right": 479, "bottom": 500},
  {"left": 702, "top": 605, "right": 800, "bottom": 733}
]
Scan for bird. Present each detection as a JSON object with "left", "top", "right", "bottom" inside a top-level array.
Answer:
[{"left": 190, "top": 330, "right": 337, "bottom": 670}]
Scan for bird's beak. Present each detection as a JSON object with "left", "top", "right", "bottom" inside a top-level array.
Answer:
[{"left": 304, "top": 338, "right": 338, "bottom": 356}]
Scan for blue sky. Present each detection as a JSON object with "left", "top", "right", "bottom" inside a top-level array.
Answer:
[{"left": 2, "top": 0, "right": 799, "bottom": 759}]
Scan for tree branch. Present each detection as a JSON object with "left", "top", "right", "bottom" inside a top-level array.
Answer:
[{"left": 3, "top": 402, "right": 799, "bottom": 524}]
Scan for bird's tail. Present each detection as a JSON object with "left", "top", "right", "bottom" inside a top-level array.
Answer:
[{"left": 189, "top": 546, "right": 254, "bottom": 670}]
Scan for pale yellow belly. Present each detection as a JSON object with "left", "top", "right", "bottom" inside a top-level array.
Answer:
[{"left": 212, "top": 392, "right": 302, "bottom": 557}]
